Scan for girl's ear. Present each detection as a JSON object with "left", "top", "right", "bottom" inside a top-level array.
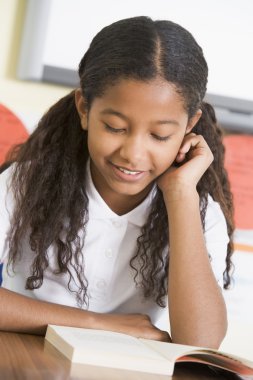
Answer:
[
  {"left": 185, "top": 109, "right": 202, "bottom": 134},
  {"left": 75, "top": 88, "right": 88, "bottom": 130}
]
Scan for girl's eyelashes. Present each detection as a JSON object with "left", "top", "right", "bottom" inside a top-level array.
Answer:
[
  {"left": 104, "top": 123, "right": 170, "bottom": 142},
  {"left": 151, "top": 133, "right": 171, "bottom": 142},
  {"left": 104, "top": 124, "right": 125, "bottom": 133}
]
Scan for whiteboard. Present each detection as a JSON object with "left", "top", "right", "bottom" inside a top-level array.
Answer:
[{"left": 18, "top": 0, "right": 253, "bottom": 131}]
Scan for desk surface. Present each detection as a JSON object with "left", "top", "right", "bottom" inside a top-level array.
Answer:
[{"left": 0, "top": 331, "right": 243, "bottom": 380}]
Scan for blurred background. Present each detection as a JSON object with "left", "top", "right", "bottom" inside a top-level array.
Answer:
[{"left": 0, "top": 0, "right": 253, "bottom": 360}]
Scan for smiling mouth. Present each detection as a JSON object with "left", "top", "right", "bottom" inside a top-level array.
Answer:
[{"left": 113, "top": 163, "right": 144, "bottom": 176}]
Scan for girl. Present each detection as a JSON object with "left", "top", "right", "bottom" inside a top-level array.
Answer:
[{"left": 0, "top": 16, "right": 234, "bottom": 348}]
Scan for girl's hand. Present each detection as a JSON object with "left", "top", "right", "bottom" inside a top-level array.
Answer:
[
  {"left": 157, "top": 133, "right": 213, "bottom": 199},
  {"left": 96, "top": 313, "right": 171, "bottom": 342}
]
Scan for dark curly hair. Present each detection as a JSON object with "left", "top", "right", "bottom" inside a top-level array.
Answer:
[{"left": 4, "top": 16, "right": 234, "bottom": 307}]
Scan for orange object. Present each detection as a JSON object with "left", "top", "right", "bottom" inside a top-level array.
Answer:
[
  {"left": 233, "top": 243, "right": 253, "bottom": 253},
  {"left": 224, "top": 135, "right": 253, "bottom": 229},
  {"left": 0, "top": 104, "right": 29, "bottom": 165}
]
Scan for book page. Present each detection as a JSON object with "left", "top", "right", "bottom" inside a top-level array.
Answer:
[
  {"left": 141, "top": 339, "right": 253, "bottom": 373},
  {"left": 46, "top": 326, "right": 174, "bottom": 375},
  {"left": 49, "top": 326, "right": 167, "bottom": 361},
  {"left": 46, "top": 326, "right": 253, "bottom": 375},
  {"left": 140, "top": 339, "right": 200, "bottom": 362}
]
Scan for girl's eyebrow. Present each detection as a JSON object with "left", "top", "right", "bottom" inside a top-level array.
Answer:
[
  {"left": 100, "top": 108, "right": 128, "bottom": 121},
  {"left": 100, "top": 108, "right": 179, "bottom": 126}
]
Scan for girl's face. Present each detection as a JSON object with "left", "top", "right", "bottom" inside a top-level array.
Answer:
[{"left": 76, "top": 79, "right": 200, "bottom": 214}]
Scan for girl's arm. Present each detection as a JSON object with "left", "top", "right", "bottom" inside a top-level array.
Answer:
[
  {"left": 158, "top": 133, "right": 227, "bottom": 348},
  {"left": 0, "top": 287, "right": 170, "bottom": 341}
]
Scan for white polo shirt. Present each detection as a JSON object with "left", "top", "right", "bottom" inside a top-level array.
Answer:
[{"left": 0, "top": 163, "right": 229, "bottom": 324}]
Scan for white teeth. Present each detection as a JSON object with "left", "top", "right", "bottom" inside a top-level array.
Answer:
[{"left": 118, "top": 167, "right": 141, "bottom": 175}]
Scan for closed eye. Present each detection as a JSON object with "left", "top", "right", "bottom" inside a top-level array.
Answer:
[
  {"left": 151, "top": 133, "right": 170, "bottom": 142},
  {"left": 104, "top": 124, "right": 170, "bottom": 141},
  {"left": 104, "top": 124, "right": 125, "bottom": 133}
]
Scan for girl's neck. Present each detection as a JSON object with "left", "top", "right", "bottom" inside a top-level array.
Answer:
[{"left": 102, "top": 188, "right": 151, "bottom": 216}]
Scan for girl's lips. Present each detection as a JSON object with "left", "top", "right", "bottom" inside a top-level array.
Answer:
[
  {"left": 109, "top": 162, "right": 147, "bottom": 182},
  {"left": 114, "top": 164, "right": 143, "bottom": 174}
]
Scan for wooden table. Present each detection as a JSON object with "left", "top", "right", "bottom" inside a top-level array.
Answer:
[{"left": 0, "top": 331, "right": 245, "bottom": 380}]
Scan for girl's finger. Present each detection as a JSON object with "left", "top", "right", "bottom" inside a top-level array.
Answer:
[{"left": 179, "top": 133, "right": 207, "bottom": 155}]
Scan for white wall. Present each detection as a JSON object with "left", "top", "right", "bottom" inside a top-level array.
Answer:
[{"left": 20, "top": 0, "right": 253, "bottom": 102}]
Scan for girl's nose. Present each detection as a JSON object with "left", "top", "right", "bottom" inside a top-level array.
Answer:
[{"left": 119, "top": 135, "right": 145, "bottom": 166}]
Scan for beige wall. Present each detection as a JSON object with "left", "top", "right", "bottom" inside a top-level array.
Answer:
[{"left": 0, "top": 0, "right": 72, "bottom": 118}]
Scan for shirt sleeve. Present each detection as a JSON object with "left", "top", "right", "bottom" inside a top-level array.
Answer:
[
  {"left": 0, "top": 167, "right": 14, "bottom": 263},
  {"left": 204, "top": 195, "right": 229, "bottom": 288}
]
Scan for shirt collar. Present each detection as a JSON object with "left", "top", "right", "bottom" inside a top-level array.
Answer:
[{"left": 85, "top": 160, "right": 157, "bottom": 227}]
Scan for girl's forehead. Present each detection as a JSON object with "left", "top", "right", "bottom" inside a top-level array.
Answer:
[
  {"left": 95, "top": 78, "right": 184, "bottom": 108},
  {"left": 89, "top": 78, "right": 188, "bottom": 124}
]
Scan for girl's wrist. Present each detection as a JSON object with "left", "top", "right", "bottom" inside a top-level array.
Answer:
[
  {"left": 85, "top": 311, "right": 118, "bottom": 331},
  {"left": 162, "top": 185, "right": 199, "bottom": 205},
  {"left": 79, "top": 310, "right": 104, "bottom": 329}
]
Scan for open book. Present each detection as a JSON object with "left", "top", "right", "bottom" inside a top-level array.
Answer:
[{"left": 45, "top": 325, "right": 253, "bottom": 376}]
